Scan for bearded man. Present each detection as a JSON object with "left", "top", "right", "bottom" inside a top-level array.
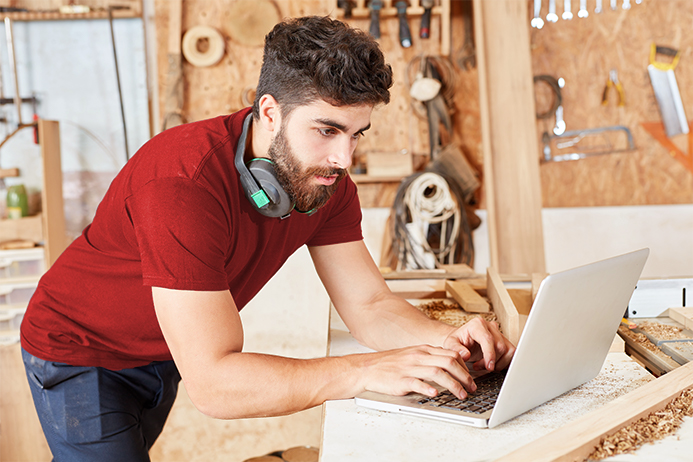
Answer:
[{"left": 20, "top": 16, "right": 514, "bottom": 461}]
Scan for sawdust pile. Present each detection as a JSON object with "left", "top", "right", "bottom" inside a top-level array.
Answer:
[
  {"left": 416, "top": 300, "right": 497, "bottom": 327},
  {"left": 637, "top": 321, "right": 686, "bottom": 341},
  {"left": 587, "top": 388, "right": 693, "bottom": 460}
]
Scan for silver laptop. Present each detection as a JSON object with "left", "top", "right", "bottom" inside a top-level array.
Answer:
[{"left": 355, "top": 248, "right": 649, "bottom": 428}]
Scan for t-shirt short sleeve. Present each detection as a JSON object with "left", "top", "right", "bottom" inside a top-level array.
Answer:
[
  {"left": 306, "top": 176, "right": 363, "bottom": 247},
  {"left": 126, "top": 177, "right": 231, "bottom": 291}
]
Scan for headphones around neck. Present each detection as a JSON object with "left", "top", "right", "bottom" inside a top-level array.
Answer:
[{"left": 234, "top": 114, "right": 294, "bottom": 218}]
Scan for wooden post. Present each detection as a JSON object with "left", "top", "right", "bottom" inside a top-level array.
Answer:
[
  {"left": 473, "top": 0, "right": 546, "bottom": 275},
  {"left": 39, "top": 119, "right": 67, "bottom": 268}
]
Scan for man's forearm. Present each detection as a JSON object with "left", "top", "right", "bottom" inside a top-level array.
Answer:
[
  {"left": 185, "top": 352, "right": 363, "bottom": 419},
  {"left": 341, "top": 293, "right": 456, "bottom": 353}
]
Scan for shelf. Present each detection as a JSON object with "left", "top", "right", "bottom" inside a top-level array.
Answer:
[{"left": 0, "top": 9, "right": 141, "bottom": 21}]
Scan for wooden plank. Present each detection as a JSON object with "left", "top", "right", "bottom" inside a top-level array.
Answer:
[
  {"left": 669, "top": 307, "right": 693, "bottom": 330},
  {"left": 39, "top": 120, "right": 67, "bottom": 268},
  {"left": 386, "top": 278, "right": 446, "bottom": 300},
  {"left": 445, "top": 280, "right": 489, "bottom": 313},
  {"left": 486, "top": 267, "right": 520, "bottom": 345},
  {"left": 498, "top": 361, "right": 693, "bottom": 462},
  {"left": 474, "top": 0, "right": 545, "bottom": 275}
]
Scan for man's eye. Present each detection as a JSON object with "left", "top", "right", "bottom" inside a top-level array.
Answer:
[
  {"left": 319, "top": 128, "right": 336, "bottom": 136},
  {"left": 352, "top": 132, "right": 364, "bottom": 140}
]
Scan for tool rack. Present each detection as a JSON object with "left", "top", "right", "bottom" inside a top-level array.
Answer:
[{"left": 334, "top": 0, "right": 451, "bottom": 56}]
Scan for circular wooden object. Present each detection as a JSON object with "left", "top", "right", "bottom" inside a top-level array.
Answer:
[
  {"left": 182, "top": 25, "right": 225, "bottom": 67},
  {"left": 226, "top": 0, "right": 281, "bottom": 47}
]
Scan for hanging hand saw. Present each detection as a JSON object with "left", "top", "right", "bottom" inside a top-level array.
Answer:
[{"left": 648, "top": 44, "right": 688, "bottom": 138}]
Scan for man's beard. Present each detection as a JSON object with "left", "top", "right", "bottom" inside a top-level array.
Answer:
[{"left": 267, "top": 124, "right": 347, "bottom": 213}]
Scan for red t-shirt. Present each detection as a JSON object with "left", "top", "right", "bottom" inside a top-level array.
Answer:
[{"left": 20, "top": 108, "right": 363, "bottom": 370}]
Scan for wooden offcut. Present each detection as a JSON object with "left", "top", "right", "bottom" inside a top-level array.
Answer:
[
  {"left": 486, "top": 267, "right": 520, "bottom": 346},
  {"left": 498, "top": 361, "right": 693, "bottom": 462},
  {"left": 669, "top": 307, "right": 693, "bottom": 331},
  {"left": 444, "top": 280, "right": 489, "bottom": 313}
]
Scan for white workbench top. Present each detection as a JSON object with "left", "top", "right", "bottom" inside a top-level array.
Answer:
[{"left": 320, "top": 322, "right": 654, "bottom": 462}]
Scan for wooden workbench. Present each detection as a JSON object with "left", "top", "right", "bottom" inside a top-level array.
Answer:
[{"left": 319, "top": 308, "right": 664, "bottom": 462}]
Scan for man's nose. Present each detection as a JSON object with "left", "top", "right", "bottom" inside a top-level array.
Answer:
[{"left": 329, "top": 138, "right": 354, "bottom": 170}]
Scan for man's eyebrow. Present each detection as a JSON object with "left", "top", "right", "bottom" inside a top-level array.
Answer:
[{"left": 313, "top": 118, "right": 371, "bottom": 134}]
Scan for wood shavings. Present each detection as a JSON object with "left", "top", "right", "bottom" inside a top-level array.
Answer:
[
  {"left": 416, "top": 300, "right": 497, "bottom": 327},
  {"left": 587, "top": 388, "right": 693, "bottom": 460},
  {"left": 637, "top": 321, "right": 687, "bottom": 341},
  {"left": 618, "top": 325, "right": 677, "bottom": 363}
]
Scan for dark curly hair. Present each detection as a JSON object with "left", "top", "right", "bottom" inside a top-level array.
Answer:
[{"left": 252, "top": 16, "right": 393, "bottom": 119}]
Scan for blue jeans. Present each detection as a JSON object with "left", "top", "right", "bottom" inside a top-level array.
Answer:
[{"left": 22, "top": 348, "right": 181, "bottom": 462}]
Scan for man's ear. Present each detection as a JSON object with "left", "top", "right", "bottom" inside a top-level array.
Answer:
[{"left": 257, "top": 94, "right": 281, "bottom": 132}]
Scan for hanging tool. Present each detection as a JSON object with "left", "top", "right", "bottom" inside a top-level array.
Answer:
[
  {"left": 595, "top": 0, "right": 603, "bottom": 13},
  {"left": 578, "top": 0, "right": 588, "bottom": 18},
  {"left": 622, "top": 0, "right": 631, "bottom": 9},
  {"left": 368, "top": 0, "right": 382, "bottom": 39},
  {"left": 562, "top": 0, "right": 573, "bottom": 20},
  {"left": 531, "top": 0, "right": 544, "bottom": 29},
  {"left": 338, "top": 0, "right": 354, "bottom": 18},
  {"left": 648, "top": 44, "right": 688, "bottom": 138},
  {"left": 420, "top": 0, "right": 434, "bottom": 39},
  {"left": 395, "top": 1, "right": 412, "bottom": 48},
  {"left": 601, "top": 69, "right": 625, "bottom": 106},
  {"left": 456, "top": 0, "right": 475, "bottom": 70},
  {"left": 547, "top": 0, "right": 558, "bottom": 22}
]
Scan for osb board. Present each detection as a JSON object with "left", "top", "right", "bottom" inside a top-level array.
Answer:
[
  {"left": 531, "top": 0, "right": 693, "bottom": 206},
  {"left": 155, "top": 0, "right": 440, "bottom": 153},
  {"left": 152, "top": 0, "right": 489, "bottom": 208},
  {"left": 0, "top": 343, "right": 51, "bottom": 462}
]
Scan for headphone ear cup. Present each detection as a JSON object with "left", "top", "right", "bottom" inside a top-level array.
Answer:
[{"left": 247, "top": 159, "right": 294, "bottom": 217}]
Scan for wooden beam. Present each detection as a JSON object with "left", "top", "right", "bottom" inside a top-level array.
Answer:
[
  {"left": 39, "top": 119, "right": 67, "bottom": 268},
  {"left": 473, "top": 0, "right": 545, "bottom": 275},
  {"left": 487, "top": 267, "right": 520, "bottom": 345},
  {"left": 445, "top": 280, "right": 490, "bottom": 312},
  {"left": 498, "top": 361, "right": 693, "bottom": 462}
]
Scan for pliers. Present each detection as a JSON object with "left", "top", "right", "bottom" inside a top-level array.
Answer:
[{"left": 602, "top": 69, "right": 625, "bottom": 106}]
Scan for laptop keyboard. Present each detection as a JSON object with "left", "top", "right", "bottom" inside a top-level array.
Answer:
[{"left": 416, "top": 370, "right": 507, "bottom": 414}]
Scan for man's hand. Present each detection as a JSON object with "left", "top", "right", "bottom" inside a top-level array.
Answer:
[
  {"left": 354, "top": 318, "right": 515, "bottom": 400},
  {"left": 354, "top": 344, "right": 475, "bottom": 399},
  {"left": 442, "top": 317, "right": 515, "bottom": 373}
]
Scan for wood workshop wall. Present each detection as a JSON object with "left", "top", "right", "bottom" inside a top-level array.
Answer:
[{"left": 531, "top": 0, "right": 693, "bottom": 207}]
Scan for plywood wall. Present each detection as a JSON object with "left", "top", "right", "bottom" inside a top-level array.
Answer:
[
  {"left": 153, "top": 0, "right": 693, "bottom": 207},
  {"left": 531, "top": 0, "right": 693, "bottom": 206}
]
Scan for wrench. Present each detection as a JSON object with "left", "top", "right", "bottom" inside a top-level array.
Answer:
[
  {"left": 611, "top": 0, "right": 617, "bottom": 10},
  {"left": 562, "top": 0, "right": 573, "bottom": 20},
  {"left": 531, "top": 0, "right": 544, "bottom": 28},
  {"left": 622, "top": 0, "right": 631, "bottom": 9},
  {"left": 578, "top": 0, "right": 588, "bottom": 17},
  {"left": 595, "top": 0, "right": 603, "bottom": 13},
  {"left": 547, "top": 0, "right": 559, "bottom": 22}
]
